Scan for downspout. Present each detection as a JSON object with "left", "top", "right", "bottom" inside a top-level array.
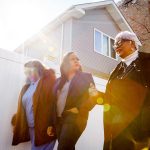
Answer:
[
  {"left": 57, "top": 18, "right": 64, "bottom": 65},
  {"left": 57, "top": 8, "right": 85, "bottom": 65}
]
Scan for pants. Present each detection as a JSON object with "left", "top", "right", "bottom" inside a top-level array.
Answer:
[
  {"left": 56, "top": 116, "right": 87, "bottom": 150},
  {"left": 29, "top": 127, "right": 56, "bottom": 150}
]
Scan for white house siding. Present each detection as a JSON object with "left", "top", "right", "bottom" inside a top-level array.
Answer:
[
  {"left": 71, "top": 8, "right": 120, "bottom": 77},
  {"left": 0, "top": 49, "right": 31, "bottom": 150},
  {"left": 16, "top": 25, "right": 62, "bottom": 63},
  {"left": 15, "top": 8, "right": 120, "bottom": 79},
  {"left": 62, "top": 19, "right": 73, "bottom": 55},
  {"left": 16, "top": 18, "right": 74, "bottom": 65}
]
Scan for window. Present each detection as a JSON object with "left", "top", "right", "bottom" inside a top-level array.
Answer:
[
  {"left": 94, "top": 29, "right": 116, "bottom": 59},
  {"left": 110, "top": 38, "right": 116, "bottom": 59},
  {"left": 103, "top": 35, "right": 109, "bottom": 56},
  {"left": 94, "top": 30, "right": 102, "bottom": 53}
]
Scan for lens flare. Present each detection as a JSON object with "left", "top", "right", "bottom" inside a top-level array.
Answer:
[
  {"left": 97, "top": 97, "right": 103, "bottom": 104},
  {"left": 104, "top": 103, "right": 111, "bottom": 112}
]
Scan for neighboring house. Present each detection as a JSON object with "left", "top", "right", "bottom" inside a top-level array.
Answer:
[{"left": 15, "top": 0, "right": 141, "bottom": 80}]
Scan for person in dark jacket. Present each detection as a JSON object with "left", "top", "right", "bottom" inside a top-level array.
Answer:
[
  {"left": 91, "top": 31, "right": 150, "bottom": 150},
  {"left": 51, "top": 52, "right": 96, "bottom": 150},
  {"left": 11, "top": 60, "right": 56, "bottom": 150}
]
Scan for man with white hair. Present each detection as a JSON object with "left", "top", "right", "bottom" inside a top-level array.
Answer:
[{"left": 89, "top": 31, "right": 150, "bottom": 150}]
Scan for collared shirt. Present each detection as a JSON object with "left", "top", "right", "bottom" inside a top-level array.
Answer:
[
  {"left": 22, "top": 79, "right": 40, "bottom": 127},
  {"left": 122, "top": 50, "right": 138, "bottom": 66},
  {"left": 57, "top": 79, "right": 72, "bottom": 117}
]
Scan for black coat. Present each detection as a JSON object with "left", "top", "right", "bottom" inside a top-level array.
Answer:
[
  {"left": 104, "top": 52, "right": 150, "bottom": 142},
  {"left": 51, "top": 71, "right": 95, "bottom": 128}
]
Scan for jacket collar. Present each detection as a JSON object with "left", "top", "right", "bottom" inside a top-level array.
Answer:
[{"left": 138, "top": 51, "right": 150, "bottom": 60}]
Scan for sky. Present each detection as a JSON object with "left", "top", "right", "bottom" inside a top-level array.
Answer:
[{"left": 0, "top": 0, "right": 121, "bottom": 51}]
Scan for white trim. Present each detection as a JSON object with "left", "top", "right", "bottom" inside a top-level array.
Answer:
[
  {"left": 103, "top": 34, "right": 109, "bottom": 56},
  {"left": 94, "top": 28, "right": 102, "bottom": 54},
  {"left": 75, "top": 0, "right": 113, "bottom": 10},
  {"left": 94, "top": 28, "right": 114, "bottom": 40},
  {"left": 108, "top": 38, "right": 111, "bottom": 57},
  {"left": 93, "top": 28, "right": 117, "bottom": 60},
  {"left": 60, "top": 22, "right": 64, "bottom": 64}
]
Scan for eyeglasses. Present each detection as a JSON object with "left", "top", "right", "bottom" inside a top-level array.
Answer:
[{"left": 113, "top": 39, "right": 131, "bottom": 49}]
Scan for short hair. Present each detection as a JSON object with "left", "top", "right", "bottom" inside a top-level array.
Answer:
[{"left": 115, "top": 31, "right": 139, "bottom": 50}]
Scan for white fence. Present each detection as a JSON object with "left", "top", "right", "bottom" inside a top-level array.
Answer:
[{"left": 0, "top": 49, "right": 105, "bottom": 150}]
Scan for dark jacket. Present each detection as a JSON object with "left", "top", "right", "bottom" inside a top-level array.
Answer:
[
  {"left": 52, "top": 71, "right": 95, "bottom": 127},
  {"left": 104, "top": 52, "right": 150, "bottom": 142},
  {"left": 12, "top": 69, "right": 56, "bottom": 146}
]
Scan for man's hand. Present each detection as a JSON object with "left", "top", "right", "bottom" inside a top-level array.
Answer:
[
  {"left": 47, "top": 126, "right": 54, "bottom": 137},
  {"left": 66, "top": 107, "right": 79, "bottom": 114}
]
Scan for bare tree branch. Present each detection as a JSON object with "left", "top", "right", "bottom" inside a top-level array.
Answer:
[{"left": 129, "top": 16, "right": 150, "bottom": 33}]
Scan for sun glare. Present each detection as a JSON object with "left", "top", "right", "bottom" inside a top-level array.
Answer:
[{"left": 0, "top": 1, "right": 48, "bottom": 50}]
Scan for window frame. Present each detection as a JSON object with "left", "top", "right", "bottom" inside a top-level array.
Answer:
[{"left": 94, "top": 28, "right": 117, "bottom": 60}]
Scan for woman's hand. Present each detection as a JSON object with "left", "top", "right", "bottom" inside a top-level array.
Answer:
[
  {"left": 88, "top": 83, "right": 104, "bottom": 105},
  {"left": 88, "top": 83, "right": 99, "bottom": 97},
  {"left": 47, "top": 126, "right": 55, "bottom": 137},
  {"left": 66, "top": 107, "right": 79, "bottom": 114}
]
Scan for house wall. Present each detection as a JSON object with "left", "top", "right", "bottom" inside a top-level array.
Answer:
[
  {"left": 15, "top": 8, "right": 122, "bottom": 78},
  {"left": 62, "top": 19, "right": 73, "bottom": 54},
  {"left": 17, "top": 25, "right": 62, "bottom": 62},
  {"left": 71, "top": 8, "right": 120, "bottom": 78},
  {"left": 0, "top": 49, "right": 106, "bottom": 150},
  {"left": 0, "top": 49, "right": 31, "bottom": 150},
  {"left": 16, "top": 18, "right": 73, "bottom": 64}
]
